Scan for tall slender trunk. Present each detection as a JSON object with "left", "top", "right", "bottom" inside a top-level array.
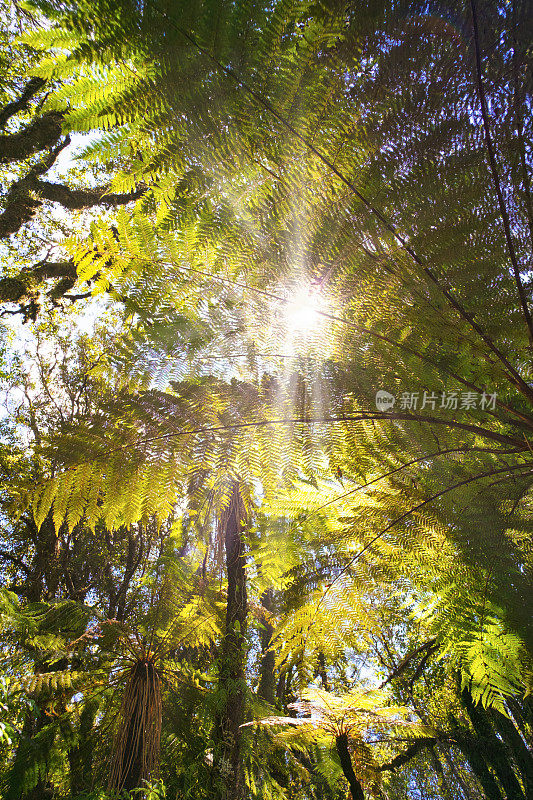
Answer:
[
  {"left": 212, "top": 483, "right": 248, "bottom": 799},
  {"left": 317, "top": 651, "right": 330, "bottom": 692},
  {"left": 257, "top": 589, "right": 276, "bottom": 705},
  {"left": 428, "top": 747, "right": 454, "bottom": 799},
  {"left": 437, "top": 745, "right": 478, "bottom": 800}
]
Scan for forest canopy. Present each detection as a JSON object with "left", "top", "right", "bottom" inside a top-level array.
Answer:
[{"left": 0, "top": 1, "right": 532, "bottom": 799}]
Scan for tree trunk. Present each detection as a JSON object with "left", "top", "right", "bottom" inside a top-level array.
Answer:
[
  {"left": 335, "top": 732, "right": 364, "bottom": 800},
  {"left": 490, "top": 707, "right": 533, "bottom": 798},
  {"left": 428, "top": 747, "right": 454, "bottom": 799},
  {"left": 68, "top": 698, "right": 98, "bottom": 797},
  {"left": 257, "top": 589, "right": 276, "bottom": 705},
  {"left": 462, "top": 688, "right": 525, "bottom": 800},
  {"left": 453, "top": 729, "right": 504, "bottom": 800},
  {"left": 438, "top": 745, "right": 479, "bottom": 800},
  {"left": 317, "top": 651, "right": 330, "bottom": 692},
  {"left": 108, "top": 660, "right": 162, "bottom": 794},
  {"left": 212, "top": 483, "right": 248, "bottom": 800}
]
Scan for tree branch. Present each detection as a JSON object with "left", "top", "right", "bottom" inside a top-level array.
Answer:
[
  {"left": 43, "top": 414, "right": 528, "bottom": 478},
  {"left": 0, "top": 111, "right": 63, "bottom": 163},
  {"left": 378, "top": 638, "right": 438, "bottom": 689},
  {"left": 318, "top": 460, "right": 533, "bottom": 609},
  {"left": 133, "top": 411, "right": 528, "bottom": 450},
  {"left": 307, "top": 446, "right": 524, "bottom": 520},
  {"left": 513, "top": 48, "right": 533, "bottom": 257},
  {"left": 30, "top": 261, "right": 77, "bottom": 282},
  {"left": 0, "top": 77, "right": 46, "bottom": 129},
  {"left": 0, "top": 136, "right": 71, "bottom": 239},
  {"left": 0, "top": 549, "right": 31, "bottom": 576},
  {"left": 0, "top": 261, "right": 78, "bottom": 320},
  {"left": 379, "top": 737, "right": 440, "bottom": 772},
  {"left": 0, "top": 136, "right": 143, "bottom": 239},
  {"left": 34, "top": 180, "right": 145, "bottom": 210}
]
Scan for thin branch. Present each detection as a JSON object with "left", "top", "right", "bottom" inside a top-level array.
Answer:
[
  {"left": 470, "top": 0, "right": 533, "bottom": 345},
  {"left": 317, "top": 461, "right": 533, "bottom": 605},
  {"left": 379, "top": 737, "right": 440, "bottom": 772},
  {"left": 69, "top": 412, "right": 528, "bottom": 463},
  {"left": 304, "top": 446, "right": 524, "bottom": 518},
  {"left": 28, "top": 413, "right": 530, "bottom": 530},
  {"left": 365, "top": 410, "right": 524, "bottom": 447},
  {"left": 408, "top": 644, "right": 439, "bottom": 695},
  {"left": 378, "top": 638, "right": 438, "bottom": 689},
  {"left": 61, "top": 292, "right": 92, "bottom": 302},
  {"left": 0, "top": 307, "right": 25, "bottom": 317},
  {"left": 513, "top": 47, "right": 533, "bottom": 256}
]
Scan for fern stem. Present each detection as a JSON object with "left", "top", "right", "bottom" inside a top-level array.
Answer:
[
  {"left": 157, "top": 257, "right": 533, "bottom": 425},
  {"left": 470, "top": 0, "right": 533, "bottom": 347},
  {"left": 315, "top": 460, "right": 533, "bottom": 612},
  {"left": 335, "top": 732, "right": 365, "bottom": 800},
  {"left": 152, "top": 8, "right": 533, "bottom": 404}
]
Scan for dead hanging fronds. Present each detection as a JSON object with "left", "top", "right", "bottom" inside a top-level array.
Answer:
[{"left": 108, "top": 651, "right": 162, "bottom": 795}]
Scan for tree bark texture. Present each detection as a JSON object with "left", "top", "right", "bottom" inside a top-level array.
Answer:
[
  {"left": 212, "top": 483, "right": 248, "bottom": 800},
  {"left": 335, "top": 732, "right": 364, "bottom": 800},
  {"left": 257, "top": 588, "right": 276, "bottom": 705}
]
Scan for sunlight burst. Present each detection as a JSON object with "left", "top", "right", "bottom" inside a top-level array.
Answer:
[{"left": 285, "top": 287, "right": 322, "bottom": 336}]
